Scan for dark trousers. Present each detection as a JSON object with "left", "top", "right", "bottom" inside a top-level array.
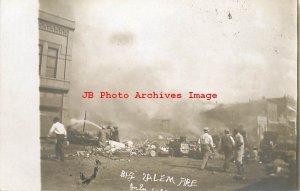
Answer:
[
  {"left": 200, "top": 145, "right": 212, "bottom": 170},
  {"left": 235, "top": 161, "right": 245, "bottom": 174},
  {"left": 55, "top": 134, "right": 65, "bottom": 161},
  {"left": 223, "top": 147, "right": 233, "bottom": 171}
]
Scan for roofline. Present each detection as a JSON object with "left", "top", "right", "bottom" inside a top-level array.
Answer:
[{"left": 39, "top": 10, "right": 75, "bottom": 30}]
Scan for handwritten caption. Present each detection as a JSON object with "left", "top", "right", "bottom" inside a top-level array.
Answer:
[{"left": 120, "top": 170, "right": 198, "bottom": 191}]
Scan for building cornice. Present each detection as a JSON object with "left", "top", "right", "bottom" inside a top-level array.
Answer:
[
  {"left": 39, "top": 19, "right": 70, "bottom": 37},
  {"left": 39, "top": 10, "right": 75, "bottom": 36}
]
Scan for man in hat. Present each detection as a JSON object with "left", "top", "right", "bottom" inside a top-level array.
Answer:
[
  {"left": 221, "top": 129, "right": 235, "bottom": 172},
  {"left": 198, "top": 127, "right": 214, "bottom": 170},
  {"left": 47, "top": 117, "right": 67, "bottom": 161},
  {"left": 233, "top": 129, "right": 245, "bottom": 174}
]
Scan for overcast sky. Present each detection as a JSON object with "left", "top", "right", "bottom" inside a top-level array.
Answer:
[{"left": 39, "top": 0, "right": 297, "bottom": 131}]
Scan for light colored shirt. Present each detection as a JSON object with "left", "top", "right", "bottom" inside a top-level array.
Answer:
[
  {"left": 48, "top": 122, "right": 67, "bottom": 137},
  {"left": 235, "top": 132, "right": 244, "bottom": 150},
  {"left": 230, "top": 135, "right": 235, "bottom": 146},
  {"left": 198, "top": 133, "right": 214, "bottom": 146}
]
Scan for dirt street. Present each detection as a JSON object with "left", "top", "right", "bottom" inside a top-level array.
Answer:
[{"left": 41, "top": 142, "right": 294, "bottom": 191}]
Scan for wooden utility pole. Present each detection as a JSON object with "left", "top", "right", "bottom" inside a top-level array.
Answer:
[{"left": 83, "top": 110, "right": 86, "bottom": 132}]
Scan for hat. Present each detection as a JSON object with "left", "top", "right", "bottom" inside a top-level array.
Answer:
[
  {"left": 53, "top": 117, "right": 60, "bottom": 123},
  {"left": 224, "top": 129, "right": 230, "bottom": 134},
  {"left": 203, "top": 127, "right": 209, "bottom": 132}
]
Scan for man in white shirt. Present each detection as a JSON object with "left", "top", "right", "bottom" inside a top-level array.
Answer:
[
  {"left": 48, "top": 117, "right": 67, "bottom": 161},
  {"left": 198, "top": 127, "right": 214, "bottom": 170}
]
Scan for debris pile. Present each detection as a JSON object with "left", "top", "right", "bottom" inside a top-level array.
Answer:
[
  {"left": 266, "top": 159, "right": 289, "bottom": 177},
  {"left": 265, "top": 151, "right": 296, "bottom": 179},
  {"left": 71, "top": 138, "right": 174, "bottom": 160}
]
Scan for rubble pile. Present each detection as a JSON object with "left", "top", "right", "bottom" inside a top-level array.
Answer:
[
  {"left": 266, "top": 159, "right": 289, "bottom": 177},
  {"left": 265, "top": 151, "right": 296, "bottom": 180},
  {"left": 71, "top": 138, "right": 174, "bottom": 160}
]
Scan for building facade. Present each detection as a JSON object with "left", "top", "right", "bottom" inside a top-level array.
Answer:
[{"left": 39, "top": 10, "right": 75, "bottom": 137}]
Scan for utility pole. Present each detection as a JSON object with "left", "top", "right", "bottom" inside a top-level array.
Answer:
[{"left": 83, "top": 110, "right": 86, "bottom": 132}]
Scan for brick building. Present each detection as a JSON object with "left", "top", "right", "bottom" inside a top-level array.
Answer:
[{"left": 39, "top": 10, "right": 75, "bottom": 137}]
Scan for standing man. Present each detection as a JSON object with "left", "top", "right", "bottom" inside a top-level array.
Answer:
[
  {"left": 221, "top": 129, "right": 235, "bottom": 172},
  {"left": 106, "top": 126, "right": 112, "bottom": 140},
  {"left": 233, "top": 129, "right": 245, "bottom": 174},
  {"left": 111, "top": 126, "right": 120, "bottom": 142},
  {"left": 198, "top": 127, "right": 214, "bottom": 170},
  {"left": 97, "top": 126, "right": 107, "bottom": 147},
  {"left": 47, "top": 117, "right": 67, "bottom": 162}
]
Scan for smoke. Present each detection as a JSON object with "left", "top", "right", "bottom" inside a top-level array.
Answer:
[
  {"left": 110, "top": 32, "right": 135, "bottom": 45},
  {"left": 39, "top": 0, "right": 297, "bottom": 139}
]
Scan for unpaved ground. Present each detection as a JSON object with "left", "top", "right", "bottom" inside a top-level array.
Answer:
[{"left": 41, "top": 142, "right": 294, "bottom": 191}]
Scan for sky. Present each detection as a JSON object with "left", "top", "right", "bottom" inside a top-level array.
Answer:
[{"left": 39, "top": 0, "right": 297, "bottom": 135}]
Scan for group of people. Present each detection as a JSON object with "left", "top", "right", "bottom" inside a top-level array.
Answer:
[{"left": 198, "top": 127, "right": 245, "bottom": 175}]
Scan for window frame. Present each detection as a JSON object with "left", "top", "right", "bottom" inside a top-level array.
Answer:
[
  {"left": 39, "top": 44, "right": 43, "bottom": 75},
  {"left": 46, "top": 47, "right": 59, "bottom": 78}
]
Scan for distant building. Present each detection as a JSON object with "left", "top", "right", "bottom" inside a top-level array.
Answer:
[
  {"left": 202, "top": 96, "right": 296, "bottom": 143},
  {"left": 268, "top": 96, "right": 297, "bottom": 127},
  {"left": 150, "top": 118, "right": 171, "bottom": 132},
  {"left": 39, "top": 10, "right": 75, "bottom": 137}
]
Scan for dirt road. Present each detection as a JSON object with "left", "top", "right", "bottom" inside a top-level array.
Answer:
[{"left": 41, "top": 143, "right": 293, "bottom": 191}]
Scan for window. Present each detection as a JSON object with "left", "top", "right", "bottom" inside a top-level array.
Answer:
[
  {"left": 46, "top": 48, "right": 58, "bottom": 78},
  {"left": 39, "top": 45, "right": 42, "bottom": 75}
]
